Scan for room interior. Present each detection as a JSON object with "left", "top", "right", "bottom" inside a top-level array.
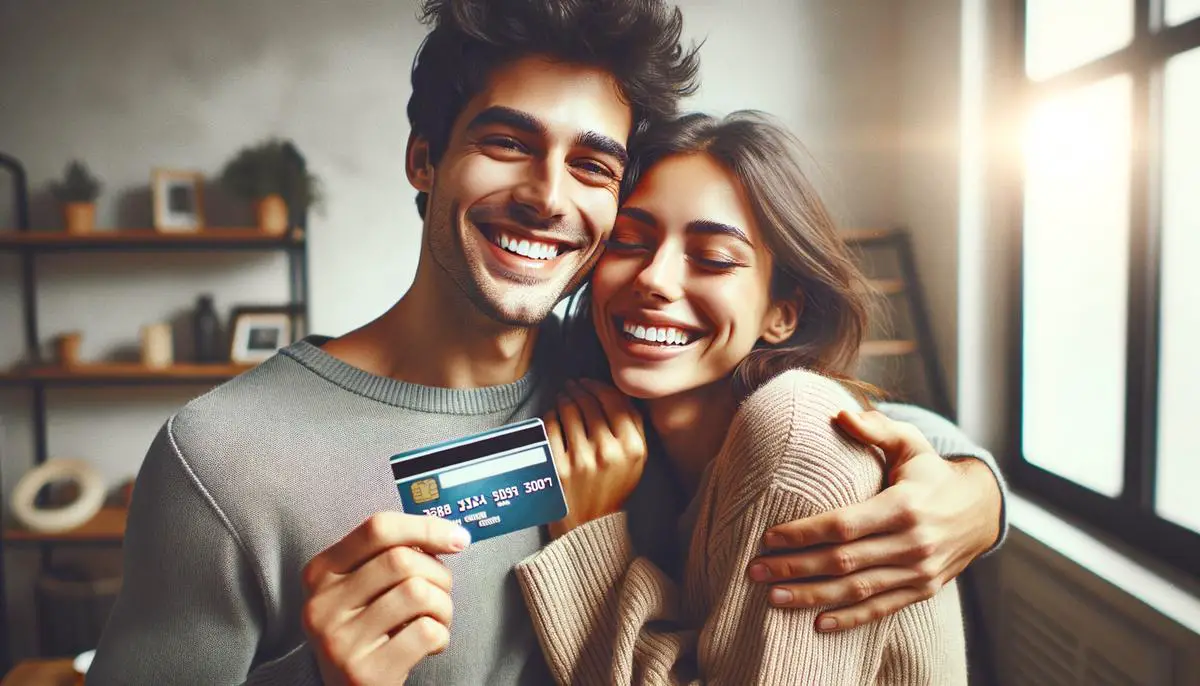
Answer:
[{"left": 1, "top": 0, "right": 1198, "bottom": 684}]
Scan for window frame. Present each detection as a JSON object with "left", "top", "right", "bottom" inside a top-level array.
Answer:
[{"left": 1011, "top": 0, "right": 1200, "bottom": 578}]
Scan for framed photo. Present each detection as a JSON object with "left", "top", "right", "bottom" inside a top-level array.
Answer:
[
  {"left": 229, "top": 306, "right": 294, "bottom": 364},
  {"left": 152, "top": 168, "right": 205, "bottom": 232}
]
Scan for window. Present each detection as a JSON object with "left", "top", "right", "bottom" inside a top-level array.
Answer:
[{"left": 1015, "top": 1, "right": 1200, "bottom": 576}]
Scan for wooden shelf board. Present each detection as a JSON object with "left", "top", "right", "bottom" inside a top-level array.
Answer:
[
  {"left": 0, "top": 228, "right": 302, "bottom": 251},
  {"left": 863, "top": 278, "right": 906, "bottom": 295},
  {"left": 860, "top": 339, "right": 918, "bottom": 357},
  {"left": 0, "top": 362, "right": 254, "bottom": 384},
  {"left": 3, "top": 506, "right": 126, "bottom": 544},
  {"left": 1, "top": 658, "right": 77, "bottom": 686},
  {"left": 840, "top": 228, "right": 897, "bottom": 245}
]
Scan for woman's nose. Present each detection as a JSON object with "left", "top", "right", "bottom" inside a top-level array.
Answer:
[{"left": 632, "top": 250, "right": 684, "bottom": 303}]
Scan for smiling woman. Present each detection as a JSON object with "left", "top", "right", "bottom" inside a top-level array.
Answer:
[{"left": 522, "top": 111, "right": 969, "bottom": 685}]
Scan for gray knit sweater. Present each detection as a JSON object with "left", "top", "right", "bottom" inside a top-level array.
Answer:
[{"left": 87, "top": 336, "right": 1005, "bottom": 686}]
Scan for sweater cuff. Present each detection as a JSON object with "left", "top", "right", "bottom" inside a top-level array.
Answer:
[
  {"left": 243, "top": 641, "right": 322, "bottom": 686},
  {"left": 516, "top": 512, "right": 633, "bottom": 681}
]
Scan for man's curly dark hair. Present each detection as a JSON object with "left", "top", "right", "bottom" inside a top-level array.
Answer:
[{"left": 408, "top": 0, "right": 702, "bottom": 218}]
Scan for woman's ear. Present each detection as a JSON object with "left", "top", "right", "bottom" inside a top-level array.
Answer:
[
  {"left": 761, "top": 297, "right": 801, "bottom": 345},
  {"left": 406, "top": 132, "right": 434, "bottom": 192}
]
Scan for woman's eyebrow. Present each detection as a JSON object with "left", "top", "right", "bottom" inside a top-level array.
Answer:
[
  {"left": 687, "top": 220, "right": 754, "bottom": 247},
  {"left": 617, "top": 206, "right": 657, "bottom": 226}
]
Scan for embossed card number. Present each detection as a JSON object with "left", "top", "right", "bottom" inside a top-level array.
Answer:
[{"left": 388, "top": 419, "right": 569, "bottom": 543}]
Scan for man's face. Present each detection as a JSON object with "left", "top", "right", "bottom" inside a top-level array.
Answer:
[{"left": 416, "top": 56, "right": 632, "bottom": 327}]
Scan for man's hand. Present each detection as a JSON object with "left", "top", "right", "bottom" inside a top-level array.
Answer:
[
  {"left": 544, "top": 378, "right": 647, "bottom": 539},
  {"left": 302, "top": 512, "right": 471, "bottom": 685},
  {"left": 746, "top": 409, "right": 1002, "bottom": 632}
]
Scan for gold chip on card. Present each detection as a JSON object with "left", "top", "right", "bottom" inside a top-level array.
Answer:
[{"left": 410, "top": 478, "right": 439, "bottom": 504}]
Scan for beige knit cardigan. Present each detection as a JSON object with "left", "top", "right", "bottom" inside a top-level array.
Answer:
[{"left": 516, "top": 369, "right": 968, "bottom": 685}]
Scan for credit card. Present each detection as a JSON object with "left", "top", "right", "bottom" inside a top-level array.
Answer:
[{"left": 389, "top": 418, "right": 568, "bottom": 543}]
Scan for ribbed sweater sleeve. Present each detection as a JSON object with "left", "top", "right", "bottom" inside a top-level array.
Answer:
[
  {"left": 87, "top": 419, "right": 321, "bottom": 686},
  {"left": 516, "top": 370, "right": 967, "bottom": 685}
]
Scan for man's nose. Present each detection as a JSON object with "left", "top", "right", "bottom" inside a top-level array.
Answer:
[{"left": 512, "top": 160, "right": 567, "bottom": 223}]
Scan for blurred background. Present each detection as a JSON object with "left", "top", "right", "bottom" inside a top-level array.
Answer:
[{"left": 0, "top": 1, "right": 1197, "bottom": 684}]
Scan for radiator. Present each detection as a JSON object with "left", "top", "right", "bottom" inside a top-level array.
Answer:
[{"left": 991, "top": 528, "right": 1200, "bottom": 686}]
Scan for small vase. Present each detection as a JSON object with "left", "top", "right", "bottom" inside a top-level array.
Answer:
[
  {"left": 256, "top": 194, "right": 289, "bottom": 235},
  {"left": 64, "top": 202, "right": 95, "bottom": 235},
  {"left": 193, "top": 295, "right": 222, "bottom": 363}
]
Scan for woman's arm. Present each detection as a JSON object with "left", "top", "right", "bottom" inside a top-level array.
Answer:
[{"left": 517, "top": 370, "right": 966, "bottom": 684}]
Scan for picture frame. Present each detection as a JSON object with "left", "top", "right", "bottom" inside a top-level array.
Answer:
[
  {"left": 152, "top": 168, "right": 205, "bottom": 232},
  {"left": 229, "top": 305, "right": 295, "bottom": 364}
]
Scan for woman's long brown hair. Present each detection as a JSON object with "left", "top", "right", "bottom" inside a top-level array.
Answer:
[{"left": 566, "top": 110, "right": 881, "bottom": 404}]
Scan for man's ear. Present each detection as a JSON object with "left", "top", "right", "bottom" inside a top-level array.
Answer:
[
  {"left": 406, "top": 132, "right": 434, "bottom": 193},
  {"left": 761, "top": 298, "right": 801, "bottom": 345}
]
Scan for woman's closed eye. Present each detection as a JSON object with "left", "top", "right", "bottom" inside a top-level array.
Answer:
[{"left": 692, "top": 251, "right": 748, "bottom": 271}]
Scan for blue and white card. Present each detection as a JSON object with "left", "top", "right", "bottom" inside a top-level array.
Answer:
[{"left": 389, "top": 419, "right": 568, "bottom": 543}]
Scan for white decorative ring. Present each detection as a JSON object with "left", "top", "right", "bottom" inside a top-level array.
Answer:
[{"left": 10, "top": 459, "right": 106, "bottom": 533}]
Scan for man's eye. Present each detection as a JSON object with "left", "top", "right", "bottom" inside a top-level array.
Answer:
[
  {"left": 574, "top": 160, "right": 617, "bottom": 179},
  {"left": 482, "top": 136, "right": 527, "bottom": 152}
]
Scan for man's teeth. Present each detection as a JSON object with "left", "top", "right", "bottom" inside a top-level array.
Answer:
[
  {"left": 494, "top": 231, "right": 560, "bottom": 260},
  {"left": 622, "top": 321, "right": 691, "bottom": 346}
]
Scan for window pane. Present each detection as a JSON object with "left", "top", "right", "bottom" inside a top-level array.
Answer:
[
  {"left": 1022, "top": 76, "right": 1131, "bottom": 497},
  {"left": 1156, "top": 48, "right": 1200, "bottom": 534},
  {"left": 1165, "top": 0, "right": 1200, "bottom": 26},
  {"left": 1026, "top": 0, "right": 1133, "bottom": 80}
]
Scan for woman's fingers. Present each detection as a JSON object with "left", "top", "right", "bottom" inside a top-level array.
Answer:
[
  {"left": 762, "top": 566, "right": 921, "bottom": 611},
  {"left": 576, "top": 379, "right": 646, "bottom": 458},
  {"left": 543, "top": 410, "right": 570, "bottom": 478},
  {"left": 577, "top": 378, "right": 644, "bottom": 431},
  {"left": 555, "top": 393, "right": 589, "bottom": 461},
  {"left": 564, "top": 381, "right": 610, "bottom": 441}
]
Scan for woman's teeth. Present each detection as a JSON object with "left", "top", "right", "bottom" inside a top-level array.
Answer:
[
  {"left": 622, "top": 321, "right": 691, "bottom": 346},
  {"left": 493, "top": 230, "right": 560, "bottom": 260}
]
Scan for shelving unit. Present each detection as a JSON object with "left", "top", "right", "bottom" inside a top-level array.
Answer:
[
  {"left": 0, "top": 154, "right": 309, "bottom": 671},
  {"left": 844, "top": 227, "right": 953, "bottom": 419}
]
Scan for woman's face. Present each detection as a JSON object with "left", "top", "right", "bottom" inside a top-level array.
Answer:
[{"left": 591, "top": 153, "right": 795, "bottom": 400}]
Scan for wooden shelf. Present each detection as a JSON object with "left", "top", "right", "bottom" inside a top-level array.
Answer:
[
  {"left": 860, "top": 339, "right": 918, "bottom": 357},
  {"left": 0, "top": 362, "right": 255, "bottom": 386},
  {"left": 841, "top": 228, "right": 897, "bottom": 246},
  {"left": 1, "top": 657, "right": 77, "bottom": 685},
  {"left": 3, "top": 506, "right": 126, "bottom": 545},
  {"left": 862, "top": 278, "right": 906, "bottom": 296},
  {"left": 0, "top": 228, "right": 303, "bottom": 252}
]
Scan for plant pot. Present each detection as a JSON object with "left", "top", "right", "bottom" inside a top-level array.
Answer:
[
  {"left": 256, "top": 194, "right": 289, "bottom": 235},
  {"left": 64, "top": 202, "right": 95, "bottom": 235}
]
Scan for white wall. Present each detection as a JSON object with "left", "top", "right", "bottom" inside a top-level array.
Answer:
[{"left": 0, "top": 0, "right": 907, "bottom": 661}]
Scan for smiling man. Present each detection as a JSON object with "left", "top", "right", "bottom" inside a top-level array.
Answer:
[{"left": 88, "top": 2, "right": 1004, "bottom": 685}]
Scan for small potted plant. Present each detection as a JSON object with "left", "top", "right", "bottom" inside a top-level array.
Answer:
[
  {"left": 219, "top": 139, "right": 320, "bottom": 235},
  {"left": 50, "top": 161, "right": 102, "bottom": 234}
]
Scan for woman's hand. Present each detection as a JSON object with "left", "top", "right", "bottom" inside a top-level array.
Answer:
[
  {"left": 746, "top": 409, "right": 1002, "bottom": 632},
  {"left": 543, "top": 379, "right": 648, "bottom": 539}
]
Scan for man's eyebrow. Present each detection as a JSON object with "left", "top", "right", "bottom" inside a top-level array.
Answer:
[
  {"left": 575, "top": 131, "right": 629, "bottom": 167},
  {"left": 465, "top": 106, "right": 546, "bottom": 135},
  {"left": 465, "top": 107, "right": 629, "bottom": 166}
]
